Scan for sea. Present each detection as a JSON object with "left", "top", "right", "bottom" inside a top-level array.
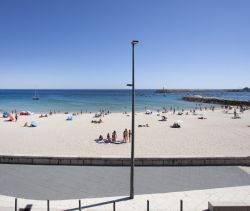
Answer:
[{"left": 0, "top": 89, "right": 250, "bottom": 113}]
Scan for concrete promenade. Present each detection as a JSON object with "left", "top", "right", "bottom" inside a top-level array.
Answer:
[{"left": 0, "top": 165, "right": 250, "bottom": 210}]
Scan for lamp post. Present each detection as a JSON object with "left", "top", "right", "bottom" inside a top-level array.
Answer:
[{"left": 128, "top": 40, "right": 139, "bottom": 199}]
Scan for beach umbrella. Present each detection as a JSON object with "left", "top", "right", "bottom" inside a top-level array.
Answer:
[
  {"left": 3, "top": 112, "right": 9, "bottom": 118},
  {"left": 31, "top": 121, "right": 38, "bottom": 127}
]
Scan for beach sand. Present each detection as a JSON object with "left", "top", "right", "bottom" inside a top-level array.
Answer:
[{"left": 0, "top": 109, "right": 249, "bottom": 157}]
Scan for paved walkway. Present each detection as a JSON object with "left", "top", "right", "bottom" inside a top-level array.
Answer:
[
  {"left": 0, "top": 186, "right": 250, "bottom": 211},
  {"left": 0, "top": 165, "right": 249, "bottom": 210}
]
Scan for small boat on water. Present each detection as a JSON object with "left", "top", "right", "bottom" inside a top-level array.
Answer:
[
  {"left": 32, "top": 90, "right": 40, "bottom": 100},
  {"left": 155, "top": 86, "right": 170, "bottom": 94}
]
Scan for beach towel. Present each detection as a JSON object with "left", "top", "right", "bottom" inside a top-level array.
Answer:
[{"left": 113, "top": 141, "right": 124, "bottom": 144}]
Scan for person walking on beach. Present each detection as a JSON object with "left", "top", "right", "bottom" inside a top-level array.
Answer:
[{"left": 15, "top": 113, "right": 18, "bottom": 122}]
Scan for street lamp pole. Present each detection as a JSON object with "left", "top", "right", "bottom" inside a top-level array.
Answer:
[{"left": 130, "top": 40, "right": 139, "bottom": 199}]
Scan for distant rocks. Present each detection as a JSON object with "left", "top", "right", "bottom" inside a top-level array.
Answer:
[
  {"left": 242, "top": 87, "right": 250, "bottom": 92},
  {"left": 182, "top": 95, "right": 250, "bottom": 106},
  {"left": 227, "top": 87, "right": 250, "bottom": 92}
]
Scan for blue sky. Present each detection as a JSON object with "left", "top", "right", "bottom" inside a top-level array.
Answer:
[{"left": 0, "top": 0, "right": 249, "bottom": 89}]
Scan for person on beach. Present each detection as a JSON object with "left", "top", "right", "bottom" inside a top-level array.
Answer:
[
  {"left": 123, "top": 130, "right": 126, "bottom": 142},
  {"left": 107, "top": 133, "right": 111, "bottom": 142},
  {"left": 234, "top": 108, "right": 237, "bottom": 118},
  {"left": 112, "top": 131, "right": 117, "bottom": 142},
  {"left": 98, "top": 135, "right": 103, "bottom": 141},
  {"left": 129, "top": 129, "right": 132, "bottom": 142},
  {"left": 15, "top": 113, "right": 18, "bottom": 121},
  {"left": 124, "top": 129, "right": 128, "bottom": 142}
]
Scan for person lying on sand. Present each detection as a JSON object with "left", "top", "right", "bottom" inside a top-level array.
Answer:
[
  {"left": 138, "top": 124, "right": 149, "bottom": 127},
  {"left": 159, "top": 116, "right": 167, "bottom": 121},
  {"left": 91, "top": 119, "right": 103, "bottom": 124},
  {"left": 23, "top": 122, "right": 37, "bottom": 127},
  {"left": 198, "top": 116, "right": 207, "bottom": 119},
  {"left": 39, "top": 114, "right": 48, "bottom": 118}
]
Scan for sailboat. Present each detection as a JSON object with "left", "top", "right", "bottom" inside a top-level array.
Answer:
[{"left": 32, "top": 90, "right": 40, "bottom": 100}]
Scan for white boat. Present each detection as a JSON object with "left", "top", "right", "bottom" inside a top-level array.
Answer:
[{"left": 32, "top": 90, "right": 40, "bottom": 100}]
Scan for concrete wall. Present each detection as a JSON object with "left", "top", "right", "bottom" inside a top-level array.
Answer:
[
  {"left": 0, "top": 155, "right": 249, "bottom": 166},
  {"left": 208, "top": 201, "right": 250, "bottom": 211}
]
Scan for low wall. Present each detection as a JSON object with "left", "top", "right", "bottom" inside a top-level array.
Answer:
[{"left": 0, "top": 155, "right": 249, "bottom": 166}]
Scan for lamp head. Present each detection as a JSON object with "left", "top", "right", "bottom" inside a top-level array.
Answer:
[{"left": 131, "top": 40, "right": 139, "bottom": 45}]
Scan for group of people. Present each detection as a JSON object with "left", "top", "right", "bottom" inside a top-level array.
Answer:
[
  {"left": 123, "top": 128, "right": 132, "bottom": 142},
  {"left": 97, "top": 129, "right": 132, "bottom": 143}
]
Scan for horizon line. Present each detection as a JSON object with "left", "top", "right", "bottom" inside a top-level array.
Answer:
[{"left": 0, "top": 88, "right": 248, "bottom": 90}]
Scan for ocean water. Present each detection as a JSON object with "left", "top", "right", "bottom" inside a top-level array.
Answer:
[{"left": 0, "top": 89, "right": 250, "bottom": 113}]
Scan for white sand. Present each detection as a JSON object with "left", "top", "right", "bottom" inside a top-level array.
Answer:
[{"left": 0, "top": 109, "right": 249, "bottom": 157}]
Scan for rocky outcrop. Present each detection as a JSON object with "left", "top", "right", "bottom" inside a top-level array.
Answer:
[{"left": 182, "top": 95, "right": 250, "bottom": 106}]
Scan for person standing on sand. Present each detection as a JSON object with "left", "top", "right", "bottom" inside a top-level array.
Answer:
[
  {"left": 128, "top": 129, "right": 132, "bottom": 142},
  {"left": 123, "top": 130, "right": 126, "bottom": 142},
  {"left": 112, "top": 131, "right": 117, "bottom": 142},
  {"left": 15, "top": 113, "right": 18, "bottom": 122},
  {"left": 123, "top": 129, "right": 128, "bottom": 142}
]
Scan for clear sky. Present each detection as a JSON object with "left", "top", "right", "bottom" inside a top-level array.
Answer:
[{"left": 0, "top": 0, "right": 249, "bottom": 89}]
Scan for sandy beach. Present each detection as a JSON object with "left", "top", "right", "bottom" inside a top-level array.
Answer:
[{"left": 0, "top": 109, "right": 249, "bottom": 157}]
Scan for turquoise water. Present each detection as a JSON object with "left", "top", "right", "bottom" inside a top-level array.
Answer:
[{"left": 0, "top": 89, "right": 249, "bottom": 113}]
